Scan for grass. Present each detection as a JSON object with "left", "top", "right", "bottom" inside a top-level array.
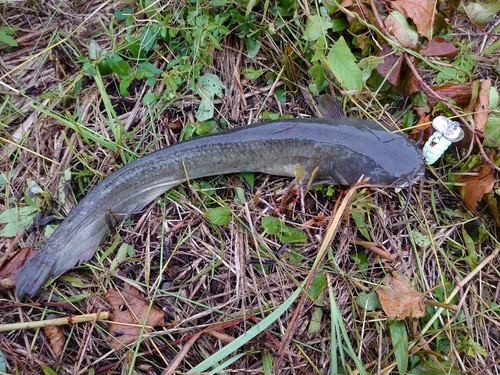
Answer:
[{"left": 0, "top": 0, "right": 499, "bottom": 374}]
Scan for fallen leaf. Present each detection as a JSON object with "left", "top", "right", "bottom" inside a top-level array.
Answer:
[
  {"left": 428, "top": 83, "right": 473, "bottom": 109},
  {"left": 375, "top": 44, "right": 403, "bottom": 86},
  {"left": 473, "top": 79, "right": 491, "bottom": 132},
  {"left": 105, "top": 284, "right": 165, "bottom": 350},
  {"left": 463, "top": 1, "right": 500, "bottom": 27},
  {"left": 421, "top": 36, "right": 458, "bottom": 59},
  {"left": 391, "top": 0, "right": 435, "bottom": 40},
  {"left": 44, "top": 315, "right": 65, "bottom": 358},
  {"left": 384, "top": 11, "right": 419, "bottom": 48},
  {"left": 457, "top": 159, "right": 495, "bottom": 211},
  {"left": 376, "top": 272, "right": 425, "bottom": 319},
  {"left": 0, "top": 247, "right": 37, "bottom": 292}
]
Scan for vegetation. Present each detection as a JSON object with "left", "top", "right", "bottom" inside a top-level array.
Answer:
[{"left": 0, "top": 0, "right": 499, "bottom": 373}]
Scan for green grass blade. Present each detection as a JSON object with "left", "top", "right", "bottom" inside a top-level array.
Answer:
[{"left": 188, "top": 286, "right": 302, "bottom": 374}]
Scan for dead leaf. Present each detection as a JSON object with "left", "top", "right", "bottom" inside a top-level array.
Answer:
[
  {"left": 376, "top": 44, "right": 403, "bottom": 86},
  {"left": 428, "top": 83, "right": 473, "bottom": 109},
  {"left": 376, "top": 272, "right": 425, "bottom": 319},
  {"left": 384, "top": 11, "right": 418, "bottom": 48},
  {"left": 391, "top": 0, "right": 435, "bottom": 40},
  {"left": 44, "top": 316, "right": 65, "bottom": 358},
  {"left": 105, "top": 284, "right": 165, "bottom": 350},
  {"left": 473, "top": 79, "right": 491, "bottom": 132},
  {"left": 457, "top": 159, "right": 495, "bottom": 211},
  {"left": 404, "top": 58, "right": 421, "bottom": 96},
  {"left": 421, "top": 36, "right": 458, "bottom": 59},
  {"left": 0, "top": 247, "right": 37, "bottom": 291}
]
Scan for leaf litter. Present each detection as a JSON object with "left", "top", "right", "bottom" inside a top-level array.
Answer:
[
  {"left": 105, "top": 283, "right": 165, "bottom": 351},
  {"left": 0, "top": 0, "right": 499, "bottom": 374}
]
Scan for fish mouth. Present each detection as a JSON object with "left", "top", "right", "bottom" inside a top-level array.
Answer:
[{"left": 394, "top": 171, "right": 425, "bottom": 188}]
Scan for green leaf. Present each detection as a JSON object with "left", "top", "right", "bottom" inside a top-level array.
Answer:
[
  {"left": 330, "top": 18, "right": 349, "bottom": 32},
  {"left": 351, "top": 211, "right": 370, "bottom": 240},
  {"left": 307, "top": 306, "right": 323, "bottom": 334},
  {"left": 308, "top": 64, "right": 327, "bottom": 96},
  {"left": 196, "top": 73, "right": 225, "bottom": 98},
  {"left": 0, "top": 349, "right": 6, "bottom": 373},
  {"left": 137, "top": 62, "right": 163, "bottom": 78},
  {"left": 311, "top": 37, "right": 326, "bottom": 62},
  {"left": 114, "top": 7, "right": 133, "bottom": 20},
  {"left": 309, "top": 273, "right": 327, "bottom": 300},
  {"left": 435, "top": 66, "right": 468, "bottom": 84},
  {"left": 196, "top": 98, "right": 215, "bottom": 123},
  {"left": 390, "top": 320, "right": 409, "bottom": 374},
  {"left": 241, "top": 67, "right": 264, "bottom": 80},
  {"left": 59, "top": 275, "right": 99, "bottom": 289},
  {"left": 195, "top": 73, "right": 225, "bottom": 122},
  {"left": 409, "top": 361, "right": 461, "bottom": 375},
  {"left": 206, "top": 207, "right": 232, "bottom": 226},
  {"left": 262, "top": 216, "right": 306, "bottom": 243},
  {"left": 356, "top": 291, "right": 382, "bottom": 310},
  {"left": 411, "top": 231, "right": 431, "bottom": 247},
  {"left": 140, "top": 24, "right": 160, "bottom": 52},
  {"left": 351, "top": 251, "right": 369, "bottom": 271},
  {"left": 483, "top": 116, "right": 500, "bottom": 148},
  {"left": 261, "top": 216, "right": 283, "bottom": 235},
  {"left": 385, "top": 11, "right": 418, "bottom": 47},
  {"left": 119, "top": 76, "right": 134, "bottom": 97},
  {"left": 0, "top": 32, "right": 17, "bottom": 47},
  {"left": 490, "top": 86, "right": 499, "bottom": 108},
  {"left": 278, "top": 227, "right": 307, "bottom": 243},
  {"left": 0, "top": 26, "right": 19, "bottom": 47},
  {"left": 303, "top": 15, "right": 332, "bottom": 42},
  {"left": 326, "top": 37, "right": 363, "bottom": 91},
  {"left": 142, "top": 92, "right": 157, "bottom": 105},
  {"left": 463, "top": 1, "right": 500, "bottom": 26},
  {"left": 234, "top": 186, "right": 246, "bottom": 205},
  {"left": 40, "top": 363, "right": 58, "bottom": 375},
  {"left": 358, "top": 56, "right": 384, "bottom": 81},
  {"left": 245, "top": 38, "right": 261, "bottom": 58},
  {"left": 411, "top": 91, "right": 428, "bottom": 107},
  {"left": 239, "top": 172, "right": 254, "bottom": 190},
  {"left": 402, "top": 110, "right": 415, "bottom": 129},
  {"left": 104, "top": 53, "right": 132, "bottom": 77},
  {"left": 109, "top": 243, "right": 134, "bottom": 272},
  {"left": 0, "top": 206, "right": 38, "bottom": 237},
  {"left": 88, "top": 39, "right": 102, "bottom": 61}
]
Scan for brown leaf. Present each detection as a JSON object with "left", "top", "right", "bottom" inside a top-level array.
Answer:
[
  {"left": 375, "top": 44, "right": 403, "bottom": 86},
  {"left": 428, "top": 83, "right": 473, "bottom": 109},
  {"left": 421, "top": 36, "right": 458, "bottom": 59},
  {"left": 404, "top": 58, "right": 421, "bottom": 96},
  {"left": 44, "top": 317, "right": 65, "bottom": 358},
  {"left": 0, "top": 247, "right": 37, "bottom": 291},
  {"left": 473, "top": 79, "right": 491, "bottom": 133},
  {"left": 105, "top": 284, "right": 165, "bottom": 350},
  {"left": 376, "top": 272, "right": 425, "bottom": 319},
  {"left": 457, "top": 160, "right": 495, "bottom": 211},
  {"left": 391, "top": 0, "right": 435, "bottom": 40}
]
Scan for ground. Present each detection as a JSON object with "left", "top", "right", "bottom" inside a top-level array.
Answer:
[{"left": 0, "top": 0, "right": 499, "bottom": 374}]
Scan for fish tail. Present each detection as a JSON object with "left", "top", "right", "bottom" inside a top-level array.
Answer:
[{"left": 15, "top": 251, "right": 56, "bottom": 298}]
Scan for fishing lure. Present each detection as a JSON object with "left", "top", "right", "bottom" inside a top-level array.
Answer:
[{"left": 422, "top": 116, "right": 464, "bottom": 165}]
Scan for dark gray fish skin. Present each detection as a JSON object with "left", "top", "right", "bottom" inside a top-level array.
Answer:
[{"left": 15, "top": 118, "right": 424, "bottom": 297}]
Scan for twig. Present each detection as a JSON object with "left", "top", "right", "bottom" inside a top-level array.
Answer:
[{"left": 0, "top": 311, "right": 110, "bottom": 332}]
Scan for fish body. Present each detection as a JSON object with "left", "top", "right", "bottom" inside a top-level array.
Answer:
[{"left": 15, "top": 118, "right": 424, "bottom": 297}]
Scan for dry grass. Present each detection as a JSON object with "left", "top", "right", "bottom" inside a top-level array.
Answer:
[{"left": 0, "top": 0, "right": 499, "bottom": 374}]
